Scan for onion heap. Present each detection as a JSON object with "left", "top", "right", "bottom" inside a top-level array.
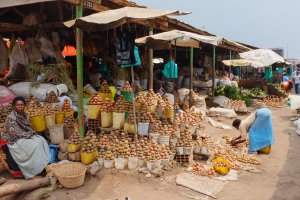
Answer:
[
  {"left": 225, "top": 100, "right": 246, "bottom": 111},
  {"left": 145, "top": 90, "right": 157, "bottom": 106},
  {"left": 144, "top": 139, "right": 161, "bottom": 162},
  {"left": 0, "top": 104, "right": 12, "bottom": 123},
  {"left": 104, "top": 147, "right": 114, "bottom": 160},
  {"left": 88, "top": 94, "right": 102, "bottom": 105},
  {"left": 63, "top": 116, "right": 74, "bottom": 127},
  {"left": 136, "top": 138, "right": 148, "bottom": 159},
  {"left": 156, "top": 124, "right": 174, "bottom": 137},
  {"left": 180, "top": 110, "right": 204, "bottom": 128},
  {"left": 163, "top": 95, "right": 173, "bottom": 110},
  {"left": 193, "top": 162, "right": 216, "bottom": 178},
  {"left": 67, "top": 127, "right": 83, "bottom": 145},
  {"left": 157, "top": 95, "right": 166, "bottom": 109},
  {"left": 26, "top": 95, "right": 40, "bottom": 106},
  {"left": 160, "top": 145, "right": 171, "bottom": 159},
  {"left": 81, "top": 131, "right": 97, "bottom": 153},
  {"left": 137, "top": 106, "right": 151, "bottom": 123},
  {"left": 115, "top": 139, "right": 131, "bottom": 158},
  {"left": 194, "top": 136, "right": 203, "bottom": 147},
  {"left": 99, "top": 80, "right": 111, "bottom": 93},
  {"left": 125, "top": 111, "right": 135, "bottom": 125},
  {"left": 113, "top": 96, "right": 129, "bottom": 113},
  {"left": 44, "top": 91, "right": 59, "bottom": 103},
  {"left": 54, "top": 104, "right": 63, "bottom": 114},
  {"left": 98, "top": 135, "right": 110, "bottom": 158},
  {"left": 62, "top": 99, "right": 73, "bottom": 113},
  {"left": 176, "top": 128, "right": 193, "bottom": 147},
  {"left": 43, "top": 103, "right": 54, "bottom": 116},
  {"left": 26, "top": 100, "right": 43, "bottom": 117},
  {"left": 260, "top": 96, "right": 287, "bottom": 107},
  {"left": 121, "top": 81, "right": 133, "bottom": 92},
  {"left": 99, "top": 98, "right": 113, "bottom": 112}
]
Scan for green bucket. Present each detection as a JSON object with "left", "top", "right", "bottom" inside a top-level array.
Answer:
[{"left": 121, "top": 91, "right": 134, "bottom": 102}]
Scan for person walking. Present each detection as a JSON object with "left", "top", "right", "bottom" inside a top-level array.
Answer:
[{"left": 293, "top": 71, "right": 300, "bottom": 94}]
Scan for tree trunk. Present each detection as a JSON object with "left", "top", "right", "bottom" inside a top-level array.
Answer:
[{"left": 0, "top": 177, "right": 50, "bottom": 197}]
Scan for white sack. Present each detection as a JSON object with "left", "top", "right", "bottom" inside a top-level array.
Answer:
[
  {"left": 209, "top": 107, "right": 237, "bottom": 118},
  {"left": 213, "top": 96, "right": 230, "bottom": 108}
]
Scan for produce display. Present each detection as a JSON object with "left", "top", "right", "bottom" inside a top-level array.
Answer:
[
  {"left": 259, "top": 96, "right": 287, "bottom": 107},
  {"left": 99, "top": 80, "right": 111, "bottom": 93},
  {"left": 144, "top": 139, "right": 161, "bottom": 162},
  {"left": 104, "top": 147, "right": 114, "bottom": 160},
  {"left": 163, "top": 96, "right": 173, "bottom": 110},
  {"left": 54, "top": 104, "right": 63, "bottom": 114},
  {"left": 267, "top": 83, "right": 286, "bottom": 97},
  {"left": 64, "top": 116, "right": 74, "bottom": 127},
  {"left": 242, "top": 88, "right": 267, "bottom": 99},
  {"left": 224, "top": 100, "right": 247, "bottom": 112},
  {"left": 121, "top": 81, "right": 133, "bottom": 92},
  {"left": 67, "top": 127, "right": 83, "bottom": 145},
  {"left": 0, "top": 104, "right": 12, "bottom": 123},
  {"left": 43, "top": 103, "right": 54, "bottom": 116},
  {"left": 26, "top": 100, "right": 43, "bottom": 117},
  {"left": 115, "top": 138, "right": 131, "bottom": 158},
  {"left": 81, "top": 131, "right": 97, "bottom": 153},
  {"left": 176, "top": 128, "right": 193, "bottom": 147},
  {"left": 178, "top": 110, "right": 204, "bottom": 129},
  {"left": 44, "top": 91, "right": 59, "bottom": 103},
  {"left": 193, "top": 162, "right": 216, "bottom": 178},
  {"left": 113, "top": 96, "right": 129, "bottom": 113},
  {"left": 100, "top": 98, "right": 113, "bottom": 112},
  {"left": 88, "top": 94, "right": 102, "bottom": 105},
  {"left": 160, "top": 145, "right": 172, "bottom": 159},
  {"left": 62, "top": 99, "right": 73, "bottom": 113}
]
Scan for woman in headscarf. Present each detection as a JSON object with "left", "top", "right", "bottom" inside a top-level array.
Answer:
[{"left": 1, "top": 97, "right": 50, "bottom": 179}]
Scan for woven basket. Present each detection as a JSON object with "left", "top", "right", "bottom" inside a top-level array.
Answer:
[{"left": 54, "top": 162, "right": 87, "bottom": 188}]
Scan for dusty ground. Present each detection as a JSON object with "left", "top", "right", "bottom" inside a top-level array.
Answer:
[{"left": 1, "top": 107, "right": 299, "bottom": 200}]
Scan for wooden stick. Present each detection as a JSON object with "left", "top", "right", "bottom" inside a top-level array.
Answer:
[{"left": 0, "top": 177, "right": 50, "bottom": 198}]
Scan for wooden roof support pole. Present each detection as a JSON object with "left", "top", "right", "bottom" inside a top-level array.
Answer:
[
  {"left": 189, "top": 46, "right": 194, "bottom": 108},
  {"left": 58, "top": 0, "right": 64, "bottom": 22},
  {"left": 212, "top": 46, "right": 216, "bottom": 100},
  {"left": 229, "top": 49, "right": 232, "bottom": 78},
  {"left": 148, "top": 26, "right": 153, "bottom": 90},
  {"left": 76, "top": 2, "right": 84, "bottom": 138}
]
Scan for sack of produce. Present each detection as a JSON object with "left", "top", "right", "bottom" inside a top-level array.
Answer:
[{"left": 212, "top": 157, "right": 231, "bottom": 175}]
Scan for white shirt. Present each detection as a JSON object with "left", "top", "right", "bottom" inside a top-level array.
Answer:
[
  {"left": 239, "top": 111, "right": 257, "bottom": 140},
  {"left": 294, "top": 74, "right": 300, "bottom": 84}
]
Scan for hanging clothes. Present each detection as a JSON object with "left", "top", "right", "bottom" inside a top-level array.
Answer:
[
  {"left": 162, "top": 60, "right": 178, "bottom": 79},
  {"left": 264, "top": 66, "right": 273, "bottom": 80},
  {"left": 120, "top": 46, "right": 141, "bottom": 68},
  {"left": 115, "top": 29, "right": 136, "bottom": 65}
]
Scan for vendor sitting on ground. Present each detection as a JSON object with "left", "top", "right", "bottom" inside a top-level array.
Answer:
[
  {"left": 1, "top": 97, "right": 50, "bottom": 179},
  {"left": 231, "top": 108, "right": 274, "bottom": 153}
]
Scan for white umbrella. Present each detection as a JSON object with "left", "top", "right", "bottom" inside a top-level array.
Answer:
[{"left": 239, "top": 49, "right": 285, "bottom": 67}]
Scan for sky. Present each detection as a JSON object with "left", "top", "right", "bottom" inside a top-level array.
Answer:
[{"left": 133, "top": 0, "right": 300, "bottom": 59}]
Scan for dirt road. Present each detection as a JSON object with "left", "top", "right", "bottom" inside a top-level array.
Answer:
[{"left": 5, "top": 107, "right": 300, "bottom": 200}]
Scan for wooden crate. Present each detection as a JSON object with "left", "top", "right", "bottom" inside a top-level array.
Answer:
[{"left": 88, "top": 119, "right": 101, "bottom": 133}]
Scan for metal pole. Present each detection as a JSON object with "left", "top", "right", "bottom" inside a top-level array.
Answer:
[
  {"left": 148, "top": 27, "right": 153, "bottom": 89},
  {"left": 76, "top": 3, "right": 84, "bottom": 138},
  {"left": 212, "top": 46, "right": 216, "bottom": 100},
  {"left": 189, "top": 47, "right": 194, "bottom": 107}
]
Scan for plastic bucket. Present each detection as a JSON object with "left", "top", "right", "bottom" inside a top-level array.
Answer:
[
  {"left": 87, "top": 105, "right": 101, "bottom": 119},
  {"left": 121, "top": 91, "right": 134, "bottom": 102},
  {"left": 113, "top": 112, "right": 125, "bottom": 129},
  {"left": 164, "top": 109, "right": 174, "bottom": 119},
  {"left": 98, "top": 157, "right": 104, "bottom": 166},
  {"left": 55, "top": 113, "right": 64, "bottom": 124},
  {"left": 99, "top": 93, "right": 112, "bottom": 101},
  {"left": 138, "top": 159, "right": 145, "bottom": 168},
  {"left": 104, "top": 160, "right": 114, "bottom": 169},
  {"left": 176, "top": 147, "right": 184, "bottom": 155},
  {"left": 128, "top": 157, "right": 138, "bottom": 170},
  {"left": 138, "top": 122, "right": 149, "bottom": 136},
  {"left": 115, "top": 158, "right": 125, "bottom": 170},
  {"left": 68, "top": 144, "right": 82, "bottom": 153},
  {"left": 81, "top": 152, "right": 96, "bottom": 165},
  {"left": 184, "top": 147, "right": 192, "bottom": 155},
  {"left": 124, "top": 123, "right": 137, "bottom": 134},
  {"left": 159, "top": 135, "right": 170, "bottom": 146},
  {"left": 30, "top": 115, "right": 46, "bottom": 132},
  {"left": 49, "top": 124, "right": 64, "bottom": 144},
  {"left": 101, "top": 112, "right": 112, "bottom": 128},
  {"left": 45, "top": 115, "right": 56, "bottom": 129}
]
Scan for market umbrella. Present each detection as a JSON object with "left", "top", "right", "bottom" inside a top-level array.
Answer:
[
  {"left": 64, "top": 7, "right": 190, "bottom": 32},
  {"left": 135, "top": 30, "right": 222, "bottom": 49},
  {"left": 239, "top": 49, "right": 286, "bottom": 67},
  {"left": 222, "top": 59, "right": 262, "bottom": 68}
]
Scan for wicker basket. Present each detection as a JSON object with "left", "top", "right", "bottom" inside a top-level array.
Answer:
[{"left": 54, "top": 162, "right": 87, "bottom": 189}]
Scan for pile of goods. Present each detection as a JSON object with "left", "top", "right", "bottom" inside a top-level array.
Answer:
[
  {"left": 121, "top": 81, "right": 133, "bottom": 92},
  {"left": 54, "top": 104, "right": 63, "bottom": 114},
  {"left": 99, "top": 80, "right": 111, "bottom": 93},
  {"left": 115, "top": 138, "right": 131, "bottom": 158},
  {"left": 163, "top": 96, "right": 173, "bottom": 110},
  {"left": 177, "top": 110, "right": 204, "bottom": 130},
  {"left": 144, "top": 139, "right": 161, "bottom": 163},
  {"left": 113, "top": 96, "right": 129, "bottom": 113},
  {"left": 104, "top": 147, "right": 114, "bottom": 161},
  {"left": 88, "top": 94, "right": 102, "bottom": 105},
  {"left": 176, "top": 128, "right": 193, "bottom": 147},
  {"left": 215, "top": 85, "right": 253, "bottom": 107},
  {"left": 67, "top": 128, "right": 83, "bottom": 146},
  {"left": 267, "top": 83, "right": 286, "bottom": 97},
  {"left": 160, "top": 145, "right": 172, "bottom": 159},
  {"left": 192, "top": 162, "right": 216, "bottom": 177},
  {"left": 242, "top": 88, "right": 267, "bottom": 99},
  {"left": 26, "top": 100, "right": 43, "bottom": 117},
  {"left": 64, "top": 116, "right": 74, "bottom": 127},
  {"left": 136, "top": 138, "right": 148, "bottom": 160},
  {"left": 137, "top": 106, "right": 151, "bottom": 123},
  {"left": 81, "top": 131, "right": 97, "bottom": 153},
  {"left": 100, "top": 98, "right": 113, "bottom": 112},
  {"left": 259, "top": 96, "right": 287, "bottom": 107},
  {"left": 44, "top": 91, "right": 59, "bottom": 103},
  {"left": 224, "top": 100, "right": 247, "bottom": 112},
  {"left": 43, "top": 103, "right": 55, "bottom": 116},
  {"left": 0, "top": 104, "right": 12, "bottom": 124},
  {"left": 62, "top": 99, "right": 73, "bottom": 113}
]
